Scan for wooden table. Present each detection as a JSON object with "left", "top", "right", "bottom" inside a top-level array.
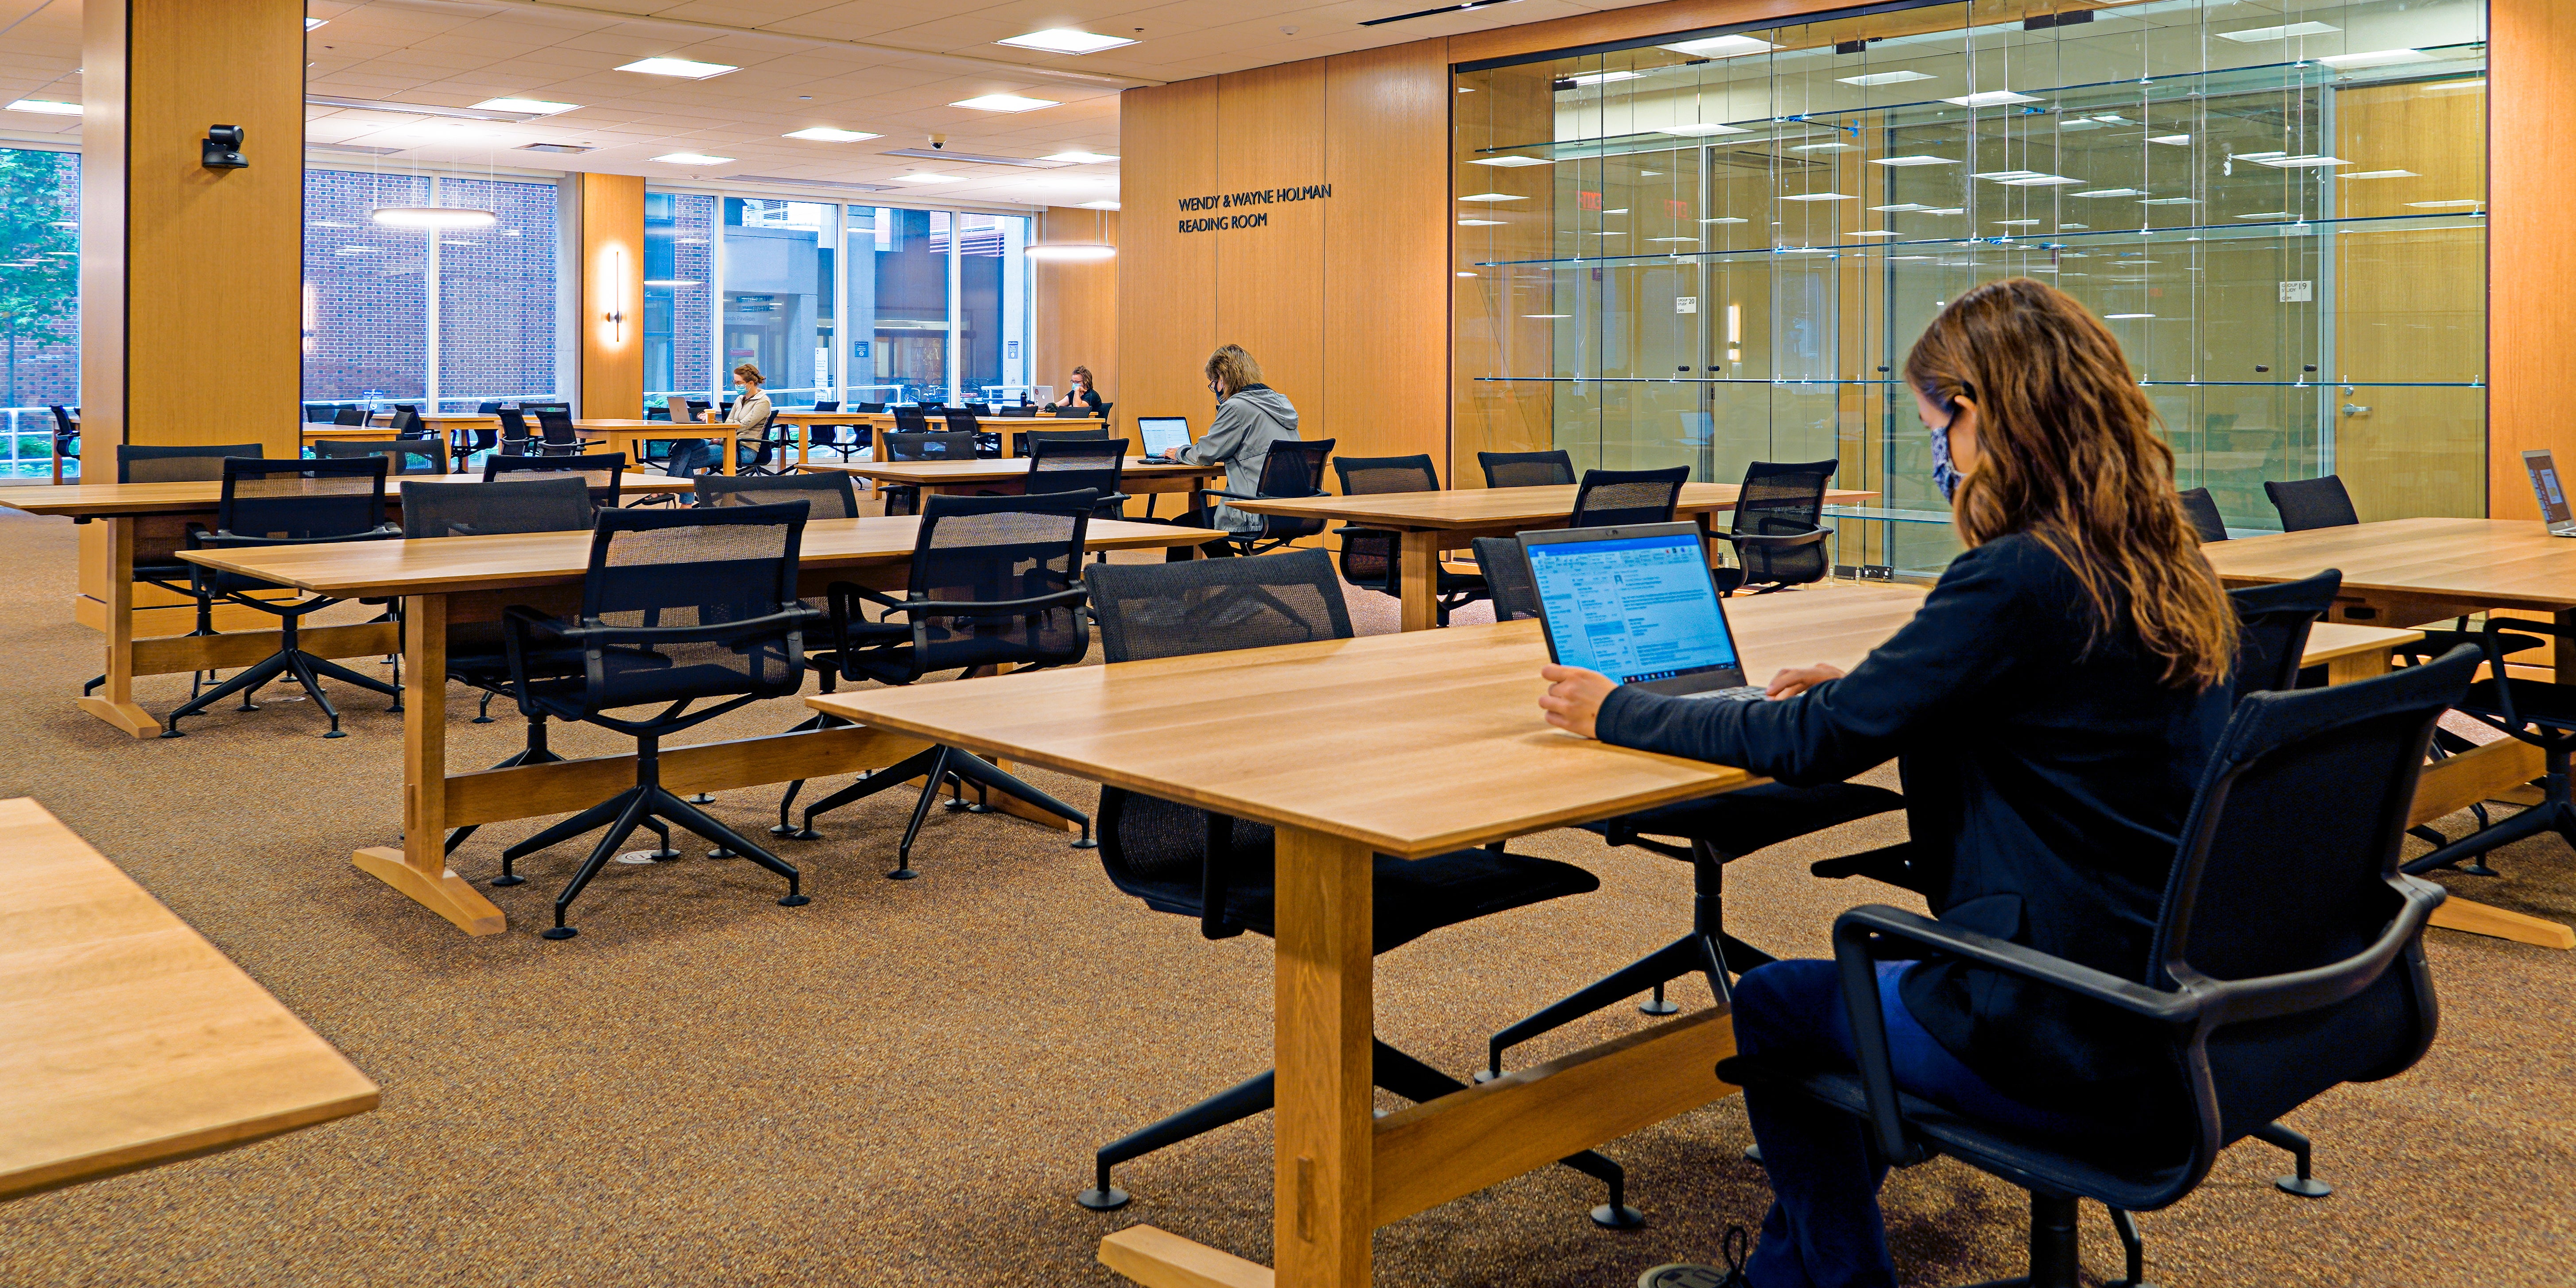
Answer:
[
  {"left": 0, "top": 477, "right": 697, "bottom": 738},
  {"left": 771, "top": 409, "right": 1110, "bottom": 467},
  {"left": 574, "top": 419, "right": 739, "bottom": 474},
  {"left": 1227, "top": 483, "right": 1879, "bottom": 631},
  {"left": 0, "top": 797, "right": 377, "bottom": 1201},
  {"left": 800, "top": 457, "right": 1220, "bottom": 511},
  {"left": 795, "top": 583, "right": 2460, "bottom": 1288},
  {"left": 176, "top": 516, "right": 1220, "bottom": 936}
]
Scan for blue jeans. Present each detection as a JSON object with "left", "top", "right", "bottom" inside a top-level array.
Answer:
[
  {"left": 1733, "top": 959, "right": 2092, "bottom": 1288},
  {"left": 664, "top": 438, "right": 712, "bottom": 476}
]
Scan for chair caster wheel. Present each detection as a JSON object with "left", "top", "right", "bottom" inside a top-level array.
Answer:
[
  {"left": 2272, "top": 1174, "right": 2332, "bottom": 1198},
  {"left": 541, "top": 926, "right": 578, "bottom": 940},
  {"left": 707, "top": 847, "right": 737, "bottom": 859},
  {"left": 1071, "top": 836, "right": 1099, "bottom": 850},
  {"left": 159, "top": 728, "right": 186, "bottom": 739},
  {"left": 648, "top": 848, "right": 681, "bottom": 861},
  {"left": 1638, "top": 996, "right": 1681, "bottom": 1017},
  {"left": 491, "top": 874, "right": 525, "bottom": 888},
  {"left": 1075, "top": 1187, "right": 1131, "bottom": 1211},
  {"left": 1590, "top": 1203, "right": 1645, "bottom": 1230},
  {"left": 945, "top": 799, "right": 973, "bottom": 812},
  {"left": 886, "top": 867, "right": 919, "bottom": 881},
  {"left": 470, "top": 715, "right": 496, "bottom": 725},
  {"left": 1472, "top": 1068, "right": 1501, "bottom": 1084},
  {"left": 774, "top": 826, "right": 821, "bottom": 840},
  {"left": 779, "top": 894, "right": 810, "bottom": 907},
  {"left": 323, "top": 729, "right": 348, "bottom": 739},
  {"left": 2459, "top": 863, "right": 2499, "bottom": 878}
]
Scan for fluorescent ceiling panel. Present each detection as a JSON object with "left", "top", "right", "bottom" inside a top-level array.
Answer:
[
  {"left": 617, "top": 58, "right": 735, "bottom": 78},
  {"left": 2000, "top": 175, "right": 2084, "bottom": 186},
  {"left": 1837, "top": 70, "right": 1935, "bottom": 87},
  {"left": 1457, "top": 193, "right": 1527, "bottom": 202},
  {"left": 952, "top": 93, "right": 1059, "bottom": 112},
  {"left": 1871, "top": 155, "right": 1959, "bottom": 167},
  {"left": 2149, "top": 134, "right": 2192, "bottom": 145},
  {"left": 783, "top": 127, "right": 879, "bottom": 142},
  {"left": 1457, "top": 218, "right": 1505, "bottom": 225},
  {"left": 996, "top": 29, "right": 1136, "bottom": 54},
  {"left": 890, "top": 172, "right": 962, "bottom": 183},
  {"left": 2320, "top": 49, "right": 2433, "bottom": 69},
  {"left": 1077, "top": 200, "right": 1121, "bottom": 210},
  {"left": 1469, "top": 155, "right": 1551, "bottom": 166},
  {"left": 1790, "top": 142, "right": 1854, "bottom": 152},
  {"left": 1657, "top": 35, "right": 1777, "bottom": 58},
  {"left": 6, "top": 99, "right": 79, "bottom": 115},
  {"left": 2254, "top": 155, "right": 2351, "bottom": 168},
  {"left": 1563, "top": 70, "right": 1644, "bottom": 87},
  {"left": 650, "top": 152, "right": 733, "bottom": 165},
  {"left": 1943, "top": 90, "right": 2042, "bottom": 107},
  {"left": 474, "top": 98, "right": 578, "bottom": 115},
  {"left": 2343, "top": 169, "right": 2418, "bottom": 179},
  {"left": 2072, "top": 188, "right": 2143, "bottom": 197}
]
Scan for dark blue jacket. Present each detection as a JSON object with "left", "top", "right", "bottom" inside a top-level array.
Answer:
[{"left": 1596, "top": 532, "right": 2231, "bottom": 1109}]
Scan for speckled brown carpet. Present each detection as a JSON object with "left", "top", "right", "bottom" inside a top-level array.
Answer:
[{"left": 0, "top": 501, "right": 2569, "bottom": 1288}]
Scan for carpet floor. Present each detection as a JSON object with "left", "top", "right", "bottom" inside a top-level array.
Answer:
[{"left": 0, "top": 502, "right": 2569, "bottom": 1288}]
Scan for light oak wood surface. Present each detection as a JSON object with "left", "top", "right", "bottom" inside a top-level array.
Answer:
[
  {"left": 1225, "top": 482, "right": 1878, "bottom": 530},
  {"left": 0, "top": 476, "right": 695, "bottom": 519},
  {"left": 577, "top": 173, "right": 646, "bottom": 420},
  {"left": 0, "top": 798, "right": 377, "bottom": 1201},
  {"left": 800, "top": 457, "right": 1220, "bottom": 494},
  {"left": 2201, "top": 518, "right": 2576, "bottom": 611}
]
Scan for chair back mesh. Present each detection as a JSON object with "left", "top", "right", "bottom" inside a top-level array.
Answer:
[
  {"left": 50, "top": 406, "right": 77, "bottom": 437},
  {"left": 906, "top": 492, "right": 1095, "bottom": 672},
  {"left": 886, "top": 430, "right": 977, "bottom": 462},
  {"left": 814, "top": 400, "right": 841, "bottom": 412},
  {"left": 2178, "top": 487, "right": 2229, "bottom": 543},
  {"left": 400, "top": 476, "right": 593, "bottom": 538},
  {"left": 1479, "top": 450, "right": 1575, "bottom": 489},
  {"left": 893, "top": 406, "right": 931, "bottom": 435},
  {"left": 215, "top": 457, "right": 389, "bottom": 539},
  {"left": 941, "top": 410, "right": 982, "bottom": 437},
  {"left": 1472, "top": 538, "right": 1539, "bottom": 621},
  {"left": 1730, "top": 458, "right": 1836, "bottom": 586},
  {"left": 1248, "top": 438, "right": 1335, "bottom": 542},
  {"left": 314, "top": 437, "right": 444, "bottom": 475},
  {"left": 535, "top": 409, "right": 581, "bottom": 446},
  {"left": 498, "top": 409, "right": 533, "bottom": 451},
  {"left": 118, "top": 443, "right": 265, "bottom": 484},
  {"left": 2263, "top": 476, "right": 2359, "bottom": 532},
  {"left": 332, "top": 406, "right": 366, "bottom": 426},
  {"left": 484, "top": 452, "right": 626, "bottom": 510},
  {"left": 1331, "top": 454, "right": 1439, "bottom": 586},
  {"left": 695, "top": 471, "right": 860, "bottom": 519},
  {"left": 1015, "top": 425, "right": 1111, "bottom": 456},
  {"left": 391, "top": 409, "right": 427, "bottom": 436},
  {"left": 1571, "top": 466, "right": 1690, "bottom": 528},
  {"left": 1084, "top": 548, "right": 1353, "bottom": 663},
  {"left": 1027, "top": 437, "right": 1128, "bottom": 499},
  {"left": 2154, "top": 647, "right": 2468, "bottom": 1140},
  {"left": 2227, "top": 569, "right": 2340, "bottom": 701},
  {"left": 576, "top": 502, "right": 811, "bottom": 706}
]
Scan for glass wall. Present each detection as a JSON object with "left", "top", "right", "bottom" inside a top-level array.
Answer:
[
  {"left": 1453, "top": 0, "right": 2489, "bottom": 576},
  {"left": 303, "top": 169, "right": 561, "bottom": 411},
  {"left": 644, "top": 190, "right": 717, "bottom": 407},
  {"left": 0, "top": 146, "right": 80, "bottom": 479},
  {"left": 723, "top": 198, "right": 833, "bottom": 404}
]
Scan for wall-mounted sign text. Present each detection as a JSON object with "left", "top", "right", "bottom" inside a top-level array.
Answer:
[{"left": 1177, "top": 184, "right": 1333, "bottom": 233}]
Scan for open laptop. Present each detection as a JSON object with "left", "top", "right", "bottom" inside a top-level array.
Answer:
[
  {"left": 1519, "top": 522, "right": 1765, "bottom": 700},
  {"left": 1136, "top": 415, "right": 1193, "bottom": 459},
  {"left": 2526, "top": 449, "right": 2576, "bottom": 537}
]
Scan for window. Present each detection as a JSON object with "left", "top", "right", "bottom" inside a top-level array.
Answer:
[
  {"left": 643, "top": 190, "right": 717, "bottom": 410},
  {"left": 302, "top": 169, "right": 562, "bottom": 411},
  {"left": 722, "top": 198, "right": 834, "bottom": 404},
  {"left": 0, "top": 146, "right": 79, "bottom": 479}
]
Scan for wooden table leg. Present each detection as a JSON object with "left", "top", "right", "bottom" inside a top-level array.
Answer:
[
  {"left": 2555, "top": 608, "right": 2576, "bottom": 685},
  {"left": 1397, "top": 530, "right": 1441, "bottom": 633},
  {"left": 73, "top": 517, "right": 160, "bottom": 739},
  {"left": 2325, "top": 645, "right": 2396, "bottom": 686},
  {"left": 1272, "top": 825, "right": 1375, "bottom": 1288},
  {"left": 352, "top": 592, "right": 507, "bottom": 936}
]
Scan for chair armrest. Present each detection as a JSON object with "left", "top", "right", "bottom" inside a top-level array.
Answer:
[
  {"left": 500, "top": 604, "right": 573, "bottom": 701},
  {"left": 1715, "top": 527, "right": 1828, "bottom": 550},
  {"left": 873, "top": 588, "right": 1088, "bottom": 619},
  {"left": 2181, "top": 875, "right": 2446, "bottom": 1027},
  {"left": 194, "top": 525, "right": 399, "bottom": 550},
  {"left": 553, "top": 605, "right": 824, "bottom": 650}
]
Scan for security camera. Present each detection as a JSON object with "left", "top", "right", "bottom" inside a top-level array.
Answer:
[{"left": 929, "top": 133, "right": 947, "bottom": 150}]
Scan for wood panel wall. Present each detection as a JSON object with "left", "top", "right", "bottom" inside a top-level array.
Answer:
[
  {"left": 573, "top": 173, "right": 644, "bottom": 421},
  {"left": 1032, "top": 207, "right": 1119, "bottom": 405},
  {"left": 80, "top": 0, "right": 305, "bottom": 455},
  {"left": 2489, "top": 0, "right": 2575, "bottom": 522}
]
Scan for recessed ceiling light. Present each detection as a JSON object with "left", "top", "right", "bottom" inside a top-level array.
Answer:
[
  {"left": 2425, "top": 78, "right": 2487, "bottom": 95},
  {"left": 6, "top": 100, "right": 80, "bottom": 116},
  {"left": 1457, "top": 218, "right": 1506, "bottom": 226},
  {"left": 1658, "top": 123, "right": 1751, "bottom": 137},
  {"left": 1657, "top": 35, "right": 1777, "bottom": 58},
  {"left": 306, "top": 17, "right": 326, "bottom": 29},
  {"left": 997, "top": 29, "right": 1138, "bottom": 54},
  {"left": 2218, "top": 21, "right": 2340, "bottom": 42},
  {"left": 2057, "top": 223, "right": 2089, "bottom": 229},
  {"left": 1077, "top": 200, "right": 1121, "bottom": 210},
  {"left": 650, "top": 152, "right": 734, "bottom": 166},
  {"left": 892, "top": 172, "right": 962, "bottom": 184},
  {"left": 2073, "top": 188, "right": 2143, "bottom": 197},
  {"left": 1563, "top": 70, "right": 1644, "bottom": 87},
  {"left": 617, "top": 57, "right": 737, "bottom": 78},
  {"left": 783, "top": 127, "right": 880, "bottom": 142},
  {"left": 952, "top": 93, "right": 1059, "bottom": 112},
  {"left": 1922, "top": 208, "right": 1963, "bottom": 216},
  {"left": 2320, "top": 49, "right": 2433, "bottom": 69},
  {"left": 472, "top": 98, "right": 578, "bottom": 115},
  {"left": 1457, "top": 193, "right": 1526, "bottom": 202},
  {"left": 1837, "top": 70, "right": 1935, "bottom": 87},
  {"left": 1045, "top": 150, "right": 1118, "bottom": 163},
  {"left": 2344, "top": 169, "right": 2419, "bottom": 179},
  {"left": 1871, "top": 155, "right": 1959, "bottom": 167},
  {"left": 1780, "top": 193, "right": 1856, "bottom": 202},
  {"left": 1469, "top": 155, "right": 1551, "bottom": 167},
  {"left": 1599, "top": 208, "right": 1627, "bottom": 215},
  {"left": 2148, "top": 134, "right": 2191, "bottom": 146},
  {"left": 1944, "top": 90, "right": 2042, "bottom": 107}
]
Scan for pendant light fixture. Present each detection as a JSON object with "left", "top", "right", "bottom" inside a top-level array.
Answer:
[
  {"left": 1023, "top": 205, "right": 1115, "bottom": 261},
  {"left": 370, "top": 205, "right": 497, "bottom": 229}
]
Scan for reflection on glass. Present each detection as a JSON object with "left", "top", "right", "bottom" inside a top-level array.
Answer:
[
  {"left": 722, "top": 198, "right": 833, "bottom": 406},
  {"left": 435, "top": 177, "right": 558, "bottom": 409},
  {"left": 1453, "top": 0, "right": 2489, "bottom": 576},
  {"left": 850, "top": 207, "right": 954, "bottom": 404},
  {"left": 644, "top": 190, "right": 717, "bottom": 409},
  {"left": 957, "top": 213, "right": 1032, "bottom": 405},
  {"left": 303, "top": 170, "right": 430, "bottom": 403}
]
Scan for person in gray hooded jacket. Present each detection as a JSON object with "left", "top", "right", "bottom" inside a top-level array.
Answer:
[{"left": 1154, "top": 343, "right": 1299, "bottom": 534}]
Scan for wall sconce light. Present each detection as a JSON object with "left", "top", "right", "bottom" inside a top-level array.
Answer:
[{"left": 602, "top": 247, "right": 628, "bottom": 345}]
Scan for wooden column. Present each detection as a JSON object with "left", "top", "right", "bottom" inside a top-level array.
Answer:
[
  {"left": 1032, "top": 206, "right": 1119, "bottom": 404},
  {"left": 2490, "top": 0, "right": 2576, "bottom": 521},
  {"left": 572, "top": 173, "right": 644, "bottom": 420},
  {"left": 79, "top": 0, "right": 305, "bottom": 456}
]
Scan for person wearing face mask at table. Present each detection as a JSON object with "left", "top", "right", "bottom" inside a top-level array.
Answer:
[
  {"left": 666, "top": 363, "right": 771, "bottom": 479},
  {"left": 1540, "top": 279, "right": 2241, "bottom": 1288},
  {"left": 1153, "top": 344, "right": 1298, "bottom": 538},
  {"left": 1053, "top": 366, "right": 1106, "bottom": 415}
]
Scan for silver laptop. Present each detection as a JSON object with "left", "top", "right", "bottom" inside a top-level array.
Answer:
[
  {"left": 1519, "top": 522, "right": 1764, "bottom": 700},
  {"left": 1137, "top": 416, "right": 1192, "bottom": 458},
  {"left": 2526, "top": 449, "right": 2576, "bottom": 537}
]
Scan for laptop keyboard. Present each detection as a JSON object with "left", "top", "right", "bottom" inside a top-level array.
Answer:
[{"left": 1679, "top": 685, "right": 1768, "bottom": 703}]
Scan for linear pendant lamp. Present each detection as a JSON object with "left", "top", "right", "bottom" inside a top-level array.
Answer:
[
  {"left": 1025, "top": 207, "right": 1116, "bottom": 262},
  {"left": 371, "top": 205, "right": 496, "bottom": 229}
]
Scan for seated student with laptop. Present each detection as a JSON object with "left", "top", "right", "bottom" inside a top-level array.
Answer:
[
  {"left": 1536, "top": 279, "right": 2242, "bottom": 1288},
  {"left": 1152, "top": 344, "right": 1300, "bottom": 535}
]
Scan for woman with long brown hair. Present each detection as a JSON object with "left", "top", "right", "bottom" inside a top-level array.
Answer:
[{"left": 1541, "top": 279, "right": 2237, "bottom": 1288}]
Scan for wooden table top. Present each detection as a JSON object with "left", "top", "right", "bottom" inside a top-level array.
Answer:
[
  {"left": 1224, "top": 482, "right": 1879, "bottom": 530},
  {"left": 176, "top": 515, "right": 1218, "bottom": 600},
  {"left": 800, "top": 458, "right": 1221, "bottom": 485},
  {"left": 0, "top": 798, "right": 377, "bottom": 1202},
  {"left": 771, "top": 409, "right": 1099, "bottom": 424},
  {"left": 574, "top": 419, "right": 731, "bottom": 432},
  {"left": 2201, "top": 517, "right": 2576, "bottom": 611},
  {"left": 361, "top": 413, "right": 498, "bottom": 425},
  {"left": 0, "top": 476, "right": 695, "bottom": 518}
]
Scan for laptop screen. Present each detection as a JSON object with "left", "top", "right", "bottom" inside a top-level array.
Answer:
[
  {"left": 1137, "top": 417, "right": 1191, "bottom": 457},
  {"left": 2526, "top": 449, "right": 2573, "bottom": 530},
  {"left": 1525, "top": 528, "right": 1741, "bottom": 685}
]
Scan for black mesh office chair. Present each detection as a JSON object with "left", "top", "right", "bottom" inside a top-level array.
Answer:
[
  {"left": 492, "top": 503, "right": 823, "bottom": 939},
  {"left": 1092, "top": 400, "right": 1114, "bottom": 423},
  {"left": 534, "top": 408, "right": 586, "bottom": 456},
  {"left": 2264, "top": 476, "right": 2359, "bottom": 531},
  {"left": 2402, "top": 618, "right": 2576, "bottom": 883},
  {"left": 777, "top": 491, "right": 1101, "bottom": 877},
  {"left": 1197, "top": 437, "right": 1334, "bottom": 556},
  {"left": 942, "top": 409, "right": 999, "bottom": 457},
  {"left": 695, "top": 471, "right": 861, "bottom": 518},
  {"left": 484, "top": 452, "right": 627, "bottom": 513},
  {"left": 1478, "top": 449, "right": 1575, "bottom": 489},
  {"left": 2178, "top": 487, "right": 2229, "bottom": 543},
  {"left": 1471, "top": 537, "right": 1537, "bottom": 620},
  {"left": 877, "top": 430, "right": 980, "bottom": 516},
  {"left": 806, "top": 401, "right": 860, "bottom": 462},
  {"left": 1569, "top": 466, "right": 1690, "bottom": 528},
  {"left": 312, "top": 437, "right": 445, "bottom": 476},
  {"left": 496, "top": 408, "right": 536, "bottom": 457},
  {"left": 84, "top": 444, "right": 268, "bottom": 700},
  {"left": 1068, "top": 550, "right": 1639, "bottom": 1226},
  {"left": 50, "top": 405, "right": 78, "bottom": 470},
  {"left": 1712, "top": 459, "right": 1836, "bottom": 595},
  {"left": 964, "top": 402, "right": 994, "bottom": 418},
  {"left": 892, "top": 406, "right": 931, "bottom": 436},
  {"left": 1715, "top": 649, "right": 2466, "bottom": 1288},
  {"left": 2231, "top": 570, "right": 2341, "bottom": 701},
  {"left": 160, "top": 457, "right": 403, "bottom": 739},
  {"left": 1329, "top": 454, "right": 1487, "bottom": 625},
  {"left": 1026, "top": 436, "right": 1131, "bottom": 522},
  {"left": 331, "top": 406, "right": 367, "bottom": 426},
  {"left": 1014, "top": 425, "right": 1110, "bottom": 457}
]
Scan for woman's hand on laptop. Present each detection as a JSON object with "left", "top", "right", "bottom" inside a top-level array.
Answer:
[
  {"left": 1539, "top": 664, "right": 1615, "bottom": 738},
  {"left": 1765, "top": 663, "right": 1845, "bottom": 699}
]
